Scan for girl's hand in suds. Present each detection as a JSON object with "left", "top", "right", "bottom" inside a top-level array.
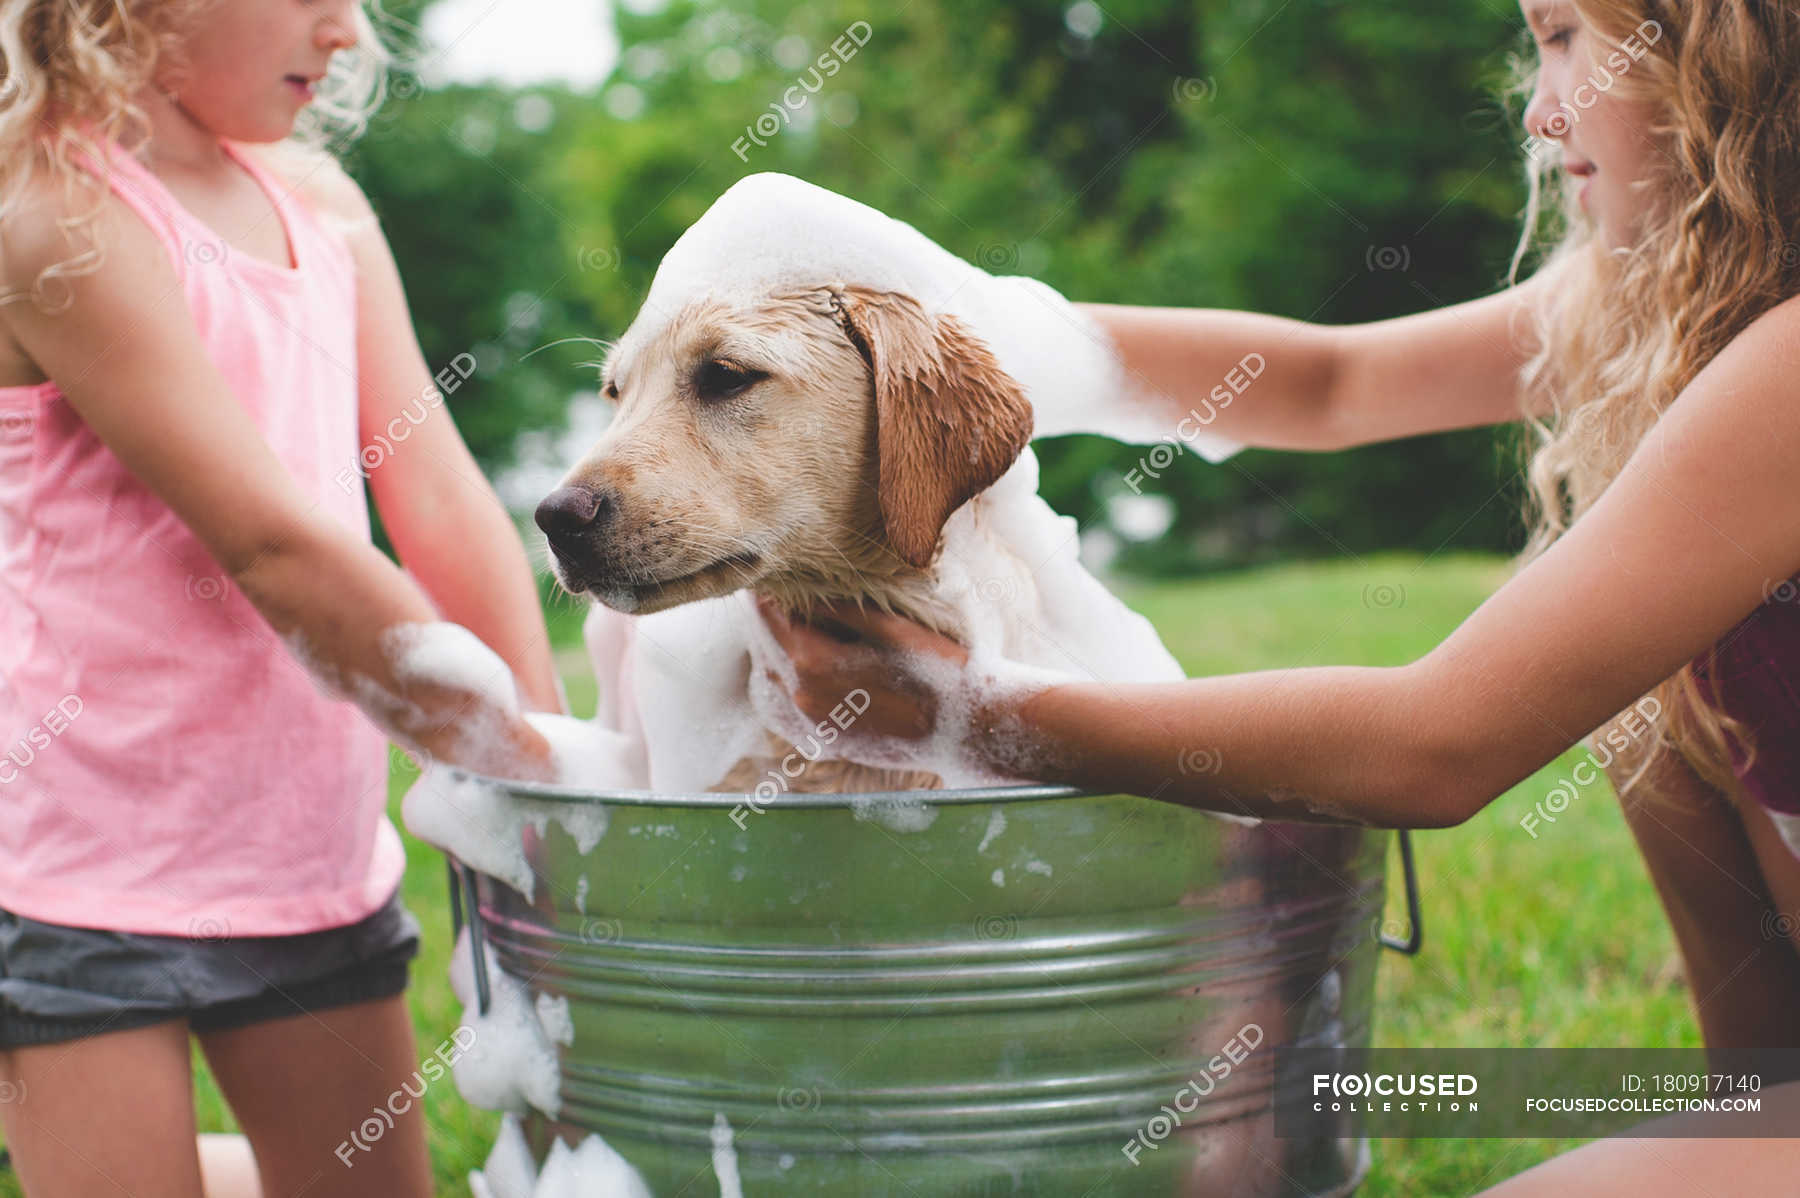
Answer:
[{"left": 755, "top": 596, "right": 971, "bottom": 742}]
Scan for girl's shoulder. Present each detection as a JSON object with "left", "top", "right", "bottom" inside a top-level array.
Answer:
[
  {"left": 1753, "top": 289, "right": 1800, "bottom": 338},
  {"left": 232, "top": 141, "right": 380, "bottom": 247},
  {"left": 0, "top": 169, "right": 88, "bottom": 286},
  {"left": 1719, "top": 290, "right": 1800, "bottom": 379},
  {"left": 0, "top": 161, "right": 163, "bottom": 305}
]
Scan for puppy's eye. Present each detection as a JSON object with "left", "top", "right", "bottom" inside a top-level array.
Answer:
[
  {"left": 603, "top": 379, "right": 620, "bottom": 400},
  {"left": 694, "top": 360, "right": 767, "bottom": 400}
]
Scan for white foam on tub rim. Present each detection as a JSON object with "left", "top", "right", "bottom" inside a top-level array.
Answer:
[
  {"left": 401, "top": 711, "right": 628, "bottom": 904},
  {"left": 848, "top": 794, "right": 940, "bottom": 832},
  {"left": 403, "top": 766, "right": 539, "bottom": 900}
]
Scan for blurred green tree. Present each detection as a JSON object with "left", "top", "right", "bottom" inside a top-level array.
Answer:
[{"left": 356, "top": 0, "right": 1542, "bottom": 572}]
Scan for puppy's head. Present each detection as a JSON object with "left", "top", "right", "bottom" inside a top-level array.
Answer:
[{"left": 538, "top": 285, "right": 1032, "bottom": 614}]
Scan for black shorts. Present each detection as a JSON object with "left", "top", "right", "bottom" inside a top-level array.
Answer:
[{"left": 0, "top": 888, "right": 421, "bottom": 1049}]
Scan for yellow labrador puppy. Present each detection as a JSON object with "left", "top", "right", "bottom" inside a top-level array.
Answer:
[{"left": 537, "top": 175, "right": 1215, "bottom": 798}]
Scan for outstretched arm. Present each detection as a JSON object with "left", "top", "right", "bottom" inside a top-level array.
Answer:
[
  {"left": 762, "top": 295, "right": 1800, "bottom": 826},
  {"left": 1079, "top": 258, "right": 1564, "bottom": 452},
  {"left": 304, "top": 154, "right": 566, "bottom": 715}
]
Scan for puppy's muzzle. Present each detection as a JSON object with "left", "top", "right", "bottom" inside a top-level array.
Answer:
[{"left": 535, "top": 485, "right": 614, "bottom": 575}]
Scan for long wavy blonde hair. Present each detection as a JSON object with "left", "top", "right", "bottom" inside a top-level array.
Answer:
[
  {"left": 0, "top": 0, "right": 397, "bottom": 310},
  {"left": 1506, "top": 0, "right": 1800, "bottom": 797}
]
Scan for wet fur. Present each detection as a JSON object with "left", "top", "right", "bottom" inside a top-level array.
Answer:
[{"left": 555, "top": 285, "right": 1032, "bottom": 794}]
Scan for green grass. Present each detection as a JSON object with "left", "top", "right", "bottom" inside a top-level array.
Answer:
[{"left": 0, "top": 553, "right": 1691, "bottom": 1196}]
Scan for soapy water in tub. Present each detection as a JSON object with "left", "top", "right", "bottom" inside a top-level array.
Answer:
[{"left": 393, "top": 173, "right": 1261, "bottom": 1190}]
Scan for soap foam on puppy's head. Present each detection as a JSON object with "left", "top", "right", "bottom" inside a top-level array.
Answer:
[
  {"left": 543, "top": 282, "right": 1041, "bottom": 616},
  {"left": 544, "top": 173, "right": 1240, "bottom": 625},
  {"left": 632, "top": 173, "right": 1243, "bottom": 460},
  {"left": 541, "top": 174, "right": 1233, "bottom": 795}
]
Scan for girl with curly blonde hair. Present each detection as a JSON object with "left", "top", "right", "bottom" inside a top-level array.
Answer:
[
  {"left": 0, "top": 3, "right": 563, "bottom": 1194},
  {"left": 763, "top": 0, "right": 1800, "bottom": 1189}
]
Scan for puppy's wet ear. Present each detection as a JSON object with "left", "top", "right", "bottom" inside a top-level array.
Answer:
[{"left": 828, "top": 286, "right": 1033, "bottom": 569}]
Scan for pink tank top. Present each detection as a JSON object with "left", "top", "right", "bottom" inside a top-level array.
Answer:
[{"left": 0, "top": 135, "right": 404, "bottom": 936}]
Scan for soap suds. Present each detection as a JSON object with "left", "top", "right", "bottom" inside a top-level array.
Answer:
[
  {"left": 710, "top": 1113, "right": 743, "bottom": 1198},
  {"left": 536, "top": 1135, "right": 656, "bottom": 1198},
  {"left": 468, "top": 1114, "right": 656, "bottom": 1198},
  {"left": 383, "top": 621, "right": 522, "bottom": 713},
  {"left": 525, "top": 711, "right": 642, "bottom": 802},
  {"left": 294, "top": 619, "right": 641, "bottom": 798},
  {"left": 469, "top": 1113, "right": 537, "bottom": 1198},
  {"left": 977, "top": 809, "right": 1007, "bottom": 853},
  {"left": 403, "top": 754, "right": 615, "bottom": 903},
  {"left": 535, "top": 992, "right": 575, "bottom": 1047},
  {"left": 635, "top": 173, "right": 1243, "bottom": 462},
  {"left": 991, "top": 868, "right": 1005, "bottom": 888},
  {"left": 561, "top": 174, "right": 1244, "bottom": 800},
  {"left": 447, "top": 930, "right": 562, "bottom": 1119},
  {"left": 848, "top": 795, "right": 940, "bottom": 833},
  {"left": 403, "top": 767, "right": 539, "bottom": 900},
  {"left": 738, "top": 582, "right": 1089, "bottom": 792},
  {"left": 280, "top": 625, "right": 437, "bottom": 749}
]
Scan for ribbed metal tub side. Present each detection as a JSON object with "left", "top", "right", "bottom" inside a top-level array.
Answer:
[{"left": 454, "top": 782, "right": 1387, "bottom": 1197}]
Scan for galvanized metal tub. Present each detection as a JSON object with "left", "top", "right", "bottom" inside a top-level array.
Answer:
[{"left": 447, "top": 779, "right": 1415, "bottom": 1197}]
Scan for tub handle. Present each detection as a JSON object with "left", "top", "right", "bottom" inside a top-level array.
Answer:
[
  {"left": 446, "top": 857, "right": 494, "bottom": 1016},
  {"left": 1378, "top": 829, "right": 1423, "bottom": 955}
]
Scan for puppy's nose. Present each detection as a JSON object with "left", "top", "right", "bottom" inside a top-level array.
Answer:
[{"left": 534, "top": 485, "right": 611, "bottom": 545}]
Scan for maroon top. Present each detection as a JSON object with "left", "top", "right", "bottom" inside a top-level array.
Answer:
[{"left": 1692, "top": 579, "right": 1800, "bottom": 816}]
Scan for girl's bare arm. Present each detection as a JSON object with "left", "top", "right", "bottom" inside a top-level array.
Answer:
[
  {"left": 300, "top": 156, "right": 566, "bottom": 715},
  {"left": 764, "top": 293, "right": 1800, "bottom": 827},
  {"left": 1079, "top": 258, "right": 1564, "bottom": 451},
  {"left": 0, "top": 181, "right": 555, "bottom": 779},
  {"left": 1009, "top": 291, "right": 1800, "bottom": 822}
]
